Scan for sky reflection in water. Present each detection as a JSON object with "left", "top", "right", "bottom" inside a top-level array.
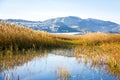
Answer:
[{"left": 0, "top": 49, "right": 119, "bottom": 80}]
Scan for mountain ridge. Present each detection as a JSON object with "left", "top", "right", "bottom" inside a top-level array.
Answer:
[{"left": 0, "top": 16, "right": 120, "bottom": 34}]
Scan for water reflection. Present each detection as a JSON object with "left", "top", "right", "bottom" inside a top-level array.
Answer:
[
  {"left": 0, "top": 48, "right": 120, "bottom": 80},
  {"left": 56, "top": 67, "right": 70, "bottom": 80}
]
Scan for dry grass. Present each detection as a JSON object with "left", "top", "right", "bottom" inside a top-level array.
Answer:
[
  {"left": 73, "top": 43, "right": 120, "bottom": 77},
  {"left": 51, "top": 32, "right": 120, "bottom": 46},
  {"left": 0, "top": 22, "right": 120, "bottom": 79},
  {"left": 0, "top": 22, "right": 70, "bottom": 50},
  {"left": 1, "top": 22, "right": 120, "bottom": 50}
]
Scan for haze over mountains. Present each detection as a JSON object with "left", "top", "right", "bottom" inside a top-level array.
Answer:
[{"left": 0, "top": 16, "right": 120, "bottom": 34}]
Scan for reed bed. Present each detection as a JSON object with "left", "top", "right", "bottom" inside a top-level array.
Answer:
[
  {"left": 0, "top": 22, "right": 120, "bottom": 76},
  {"left": 0, "top": 22, "right": 120, "bottom": 80},
  {"left": 1, "top": 22, "right": 120, "bottom": 50},
  {"left": 0, "top": 22, "right": 70, "bottom": 50},
  {"left": 51, "top": 32, "right": 120, "bottom": 46},
  {"left": 73, "top": 43, "right": 120, "bottom": 78}
]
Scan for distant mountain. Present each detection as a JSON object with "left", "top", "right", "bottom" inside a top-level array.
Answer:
[{"left": 1, "top": 16, "right": 120, "bottom": 34}]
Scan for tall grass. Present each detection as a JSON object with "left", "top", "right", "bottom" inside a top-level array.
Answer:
[
  {"left": 0, "top": 22, "right": 120, "bottom": 79},
  {"left": 51, "top": 32, "right": 120, "bottom": 46},
  {"left": 1, "top": 22, "right": 120, "bottom": 50},
  {"left": 0, "top": 22, "right": 70, "bottom": 50},
  {"left": 73, "top": 43, "right": 120, "bottom": 77}
]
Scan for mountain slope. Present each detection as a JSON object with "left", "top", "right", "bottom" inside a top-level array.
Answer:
[{"left": 0, "top": 16, "right": 120, "bottom": 33}]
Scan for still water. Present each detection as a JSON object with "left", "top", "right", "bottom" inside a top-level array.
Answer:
[{"left": 0, "top": 49, "right": 119, "bottom": 80}]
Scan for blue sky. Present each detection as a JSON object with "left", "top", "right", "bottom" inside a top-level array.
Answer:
[{"left": 0, "top": 0, "right": 120, "bottom": 23}]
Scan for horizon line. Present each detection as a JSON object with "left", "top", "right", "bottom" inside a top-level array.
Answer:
[{"left": 0, "top": 16, "right": 119, "bottom": 24}]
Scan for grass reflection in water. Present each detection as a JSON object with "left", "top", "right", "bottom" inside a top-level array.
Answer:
[{"left": 0, "top": 46, "right": 120, "bottom": 80}]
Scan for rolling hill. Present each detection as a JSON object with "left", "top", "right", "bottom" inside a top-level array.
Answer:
[{"left": 0, "top": 16, "right": 120, "bottom": 34}]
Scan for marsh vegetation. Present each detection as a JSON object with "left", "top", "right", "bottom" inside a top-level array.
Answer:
[
  {"left": 0, "top": 22, "right": 120, "bottom": 80},
  {"left": 0, "top": 22, "right": 120, "bottom": 50}
]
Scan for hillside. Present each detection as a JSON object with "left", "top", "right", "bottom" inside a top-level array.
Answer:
[{"left": 1, "top": 16, "right": 120, "bottom": 33}]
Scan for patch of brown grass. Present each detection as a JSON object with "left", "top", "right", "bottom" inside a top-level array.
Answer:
[
  {"left": 73, "top": 43, "right": 120, "bottom": 77},
  {"left": 0, "top": 22, "right": 69, "bottom": 50}
]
